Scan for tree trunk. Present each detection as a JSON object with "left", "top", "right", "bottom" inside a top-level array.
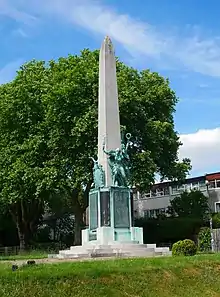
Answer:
[
  {"left": 17, "top": 225, "right": 26, "bottom": 251},
  {"left": 71, "top": 182, "right": 92, "bottom": 245},
  {"left": 74, "top": 210, "right": 84, "bottom": 245},
  {"left": 9, "top": 199, "right": 43, "bottom": 251},
  {"left": 16, "top": 223, "right": 31, "bottom": 251}
]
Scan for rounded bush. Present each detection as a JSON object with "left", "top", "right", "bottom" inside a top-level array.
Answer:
[{"left": 172, "top": 239, "right": 197, "bottom": 256}]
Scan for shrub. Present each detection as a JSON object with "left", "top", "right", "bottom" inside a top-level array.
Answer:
[
  {"left": 172, "top": 239, "right": 197, "bottom": 256},
  {"left": 135, "top": 216, "right": 203, "bottom": 246},
  {"left": 198, "top": 227, "right": 211, "bottom": 252},
  {"left": 212, "top": 213, "right": 220, "bottom": 229}
]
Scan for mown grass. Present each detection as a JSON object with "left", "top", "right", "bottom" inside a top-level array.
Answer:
[{"left": 1, "top": 254, "right": 220, "bottom": 297}]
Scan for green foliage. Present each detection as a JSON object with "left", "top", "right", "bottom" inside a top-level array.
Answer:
[
  {"left": 135, "top": 217, "right": 203, "bottom": 246},
  {"left": 212, "top": 213, "right": 220, "bottom": 228},
  {"left": 198, "top": 227, "right": 211, "bottom": 252},
  {"left": 0, "top": 205, "right": 18, "bottom": 246},
  {"left": 167, "top": 190, "right": 209, "bottom": 219},
  {"left": 0, "top": 61, "right": 49, "bottom": 249},
  {"left": 172, "top": 239, "right": 197, "bottom": 256},
  {"left": 0, "top": 50, "right": 191, "bottom": 246}
]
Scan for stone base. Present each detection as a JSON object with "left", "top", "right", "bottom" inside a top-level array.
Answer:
[
  {"left": 82, "top": 227, "right": 144, "bottom": 245},
  {"left": 49, "top": 243, "right": 171, "bottom": 259}
]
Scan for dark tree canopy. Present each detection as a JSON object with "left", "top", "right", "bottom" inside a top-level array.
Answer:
[
  {"left": 167, "top": 190, "right": 209, "bottom": 219},
  {"left": 0, "top": 49, "right": 191, "bottom": 247}
]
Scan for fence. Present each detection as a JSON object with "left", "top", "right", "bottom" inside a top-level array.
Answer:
[
  {"left": 0, "top": 246, "right": 20, "bottom": 256},
  {"left": 213, "top": 229, "right": 220, "bottom": 252},
  {"left": 0, "top": 242, "right": 67, "bottom": 256}
]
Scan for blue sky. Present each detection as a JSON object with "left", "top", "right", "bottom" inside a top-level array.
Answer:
[{"left": 1, "top": 0, "right": 220, "bottom": 176}]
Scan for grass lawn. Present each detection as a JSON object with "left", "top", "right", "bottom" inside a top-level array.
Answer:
[
  {"left": 1, "top": 254, "right": 220, "bottom": 297},
  {"left": 0, "top": 250, "right": 48, "bottom": 261}
]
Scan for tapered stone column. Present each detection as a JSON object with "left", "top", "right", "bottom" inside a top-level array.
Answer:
[
  {"left": 98, "top": 36, "right": 121, "bottom": 187},
  {"left": 51, "top": 36, "right": 171, "bottom": 259}
]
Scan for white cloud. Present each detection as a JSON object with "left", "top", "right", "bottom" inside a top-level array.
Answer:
[
  {"left": 2, "top": 1, "right": 220, "bottom": 175},
  {"left": 179, "top": 128, "right": 220, "bottom": 175},
  {"left": 2, "top": 1, "right": 220, "bottom": 77},
  {"left": 0, "top": 0, "right": 37, "bottom": 25},
  {"left": 12, "top": 28, "right": 28, "bottom": 38},
  {"left": 0, "top": 60, "right": 23, "bottom": 84},
  {"left": 198, "top": 83, "right": 209, "bottom": 88},
  {"left": 18, "top": 0, "right": 220, "bottom": 78}
]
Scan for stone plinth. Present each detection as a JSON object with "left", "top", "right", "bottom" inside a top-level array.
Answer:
[
  {"left": 51, "top": 186, "right": 171, "bottom": 260},
  {"left": 49, "top": 36, "right": 172, "bottom": 261},
  {"left": 50, "top": 243, "right": 171, "bottom": 259},
  {"left": 85, "top": 187, "right": 143, "bottom": 245}
]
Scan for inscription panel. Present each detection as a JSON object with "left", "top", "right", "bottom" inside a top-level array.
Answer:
[
  {"left": 100, "top": 191, "right": 111, "bottom": 227},
  {"left": 114, "top": 190, "right": 130, "bottom": 228},
  {"left": 89, "top": 192, "right": 98, "bottom": 230}
]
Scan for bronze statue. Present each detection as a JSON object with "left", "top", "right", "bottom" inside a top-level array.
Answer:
[
  {"left": 90, "top": 157, "right": 105, "bottom": 188},
  {"left": 103, "top": 133, "right": 131, "bottom": 187}
]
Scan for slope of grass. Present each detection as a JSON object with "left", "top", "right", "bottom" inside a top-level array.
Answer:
[{"left": 1, "top": 254, "right": 220, "bottom": 297}]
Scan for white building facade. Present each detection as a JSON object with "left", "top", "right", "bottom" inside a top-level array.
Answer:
[{"left": 133, "top": 172, "right": 220, "bottom": 218}]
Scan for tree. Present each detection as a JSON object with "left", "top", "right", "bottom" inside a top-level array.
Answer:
[
  {"left": 167, "top": 190, "right": 209, "bottom": 220},
  {"left": 212, "top": 213, "right": 220, "bottom": 228},
  {"left": 0, "top": 50, "right": 191, "bottom": 247},
  {"left": 135, "top": 216, "right": 202, "bottom": 245},
  {"left": 0, "top": 61, "right": 49, "bottom": 249},
  {"left": 41, "top": 51, "right": 190, "bottom": 243},
  {"left": 0, "top": 203, "right": 18, "bottom": 246}
]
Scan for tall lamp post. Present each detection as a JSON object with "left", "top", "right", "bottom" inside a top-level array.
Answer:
[{"left": 205, "top": 180, "right": 215, "bottom": 252}]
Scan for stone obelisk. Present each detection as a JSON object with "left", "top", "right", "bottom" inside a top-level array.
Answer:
[
  {"left": 98, "top": 36, "right": 121, "bottom": 187},
  {"left": 52, "top": 36, "right": 171, "bottom": 259}
]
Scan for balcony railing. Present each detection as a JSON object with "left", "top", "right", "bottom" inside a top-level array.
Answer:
[{"left": 133, "top": 182, "right": 209, "bottom": 200}]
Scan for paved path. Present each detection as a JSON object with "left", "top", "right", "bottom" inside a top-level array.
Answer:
[{"left": 1, "top": 256, "right": 121, "bottom": 266}]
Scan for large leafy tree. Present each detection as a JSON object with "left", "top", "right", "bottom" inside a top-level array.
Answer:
[
  {"left": 0, "top": 49, "right": 191, "bottom": 248},
  {"left": 0, "top": 61, "right": 50, "bottom": 249},
  {"left": 167, "top": 190, "right": 209, "bottom": 219},
  {"left": 0, "top": 203, "right": 18, "bottom": 246}
]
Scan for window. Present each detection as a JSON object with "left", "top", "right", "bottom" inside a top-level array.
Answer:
[
  {"left": 164, "top": 187, "right": 169, "bottom": 195},
  {"left": 185, "top": 183, "right": 192, "bottom": 191},
  {"left": 144, "top": 209, "right": 156, "bottom": 218},
  {"left": 154, "top": 209, "right": 159, "bottom": 216},
  {"left": 151, "top": 190, "right": 157, "bottom": 197},
  {"left": 215, "top": 202, "right": 220, "bottom": 213},
  {"left": 192, "top": 182, "right": 199, "bottom": 190},
  {"left": 178, "top": 185, "right": 185, "bottom": 192},
  {"left": 158, "top": 208, "right": 166, "bottom": 215},
  {"left": 144, "top": 208, "right": 166, "bottom": 218},
  {"left": 171, "top": 186, "right": 178, "bottom": 194},
  {"left": 216, "top": 180, "right": 220, "bottom": 188},
  {"left": 199, "top": 180, "right": 206, "bottom": 190},
  {"left": 209, "top": 180, "right": 216, "bottom": 188},
  {"left": 156, "top": 188, "right": 164, "bottom": 196},
  {"left": 151, "top": 209, "right": 156, "bottom": 217},
  {"left": 155, "top": 208, "right": 166, "bottom": 217},
  {"left": 142, "top": 193, "right": 151, "bottom": 199},
  {"left": 199, "top": 180, "right": 206, "bottom": 186}
]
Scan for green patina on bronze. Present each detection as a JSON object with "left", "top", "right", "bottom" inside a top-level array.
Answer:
[
  {"left": 102, "top": 133, "right": 131, "bottom": 188},
  {"left": 90, "top": 157, "right": 105, "bottom": 188}
]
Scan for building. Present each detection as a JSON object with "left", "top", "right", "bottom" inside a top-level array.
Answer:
[{"left": 133, "top": 171, "right": 220, "bottom": 218}]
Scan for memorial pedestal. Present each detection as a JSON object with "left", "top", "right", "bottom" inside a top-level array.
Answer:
[
  {"left": 48, "top": 36, "right": 171, "bottom": 260},
  {"left": 83, "top": 187, "right": 143, "bottom": 245},
  {"left": 50, "top": 187, "right": 171, "bottom": 259}
]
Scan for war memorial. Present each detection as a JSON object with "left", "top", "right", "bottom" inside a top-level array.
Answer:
[{"left": 52, "top": 36, "right": 171, "bottom": 259}]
